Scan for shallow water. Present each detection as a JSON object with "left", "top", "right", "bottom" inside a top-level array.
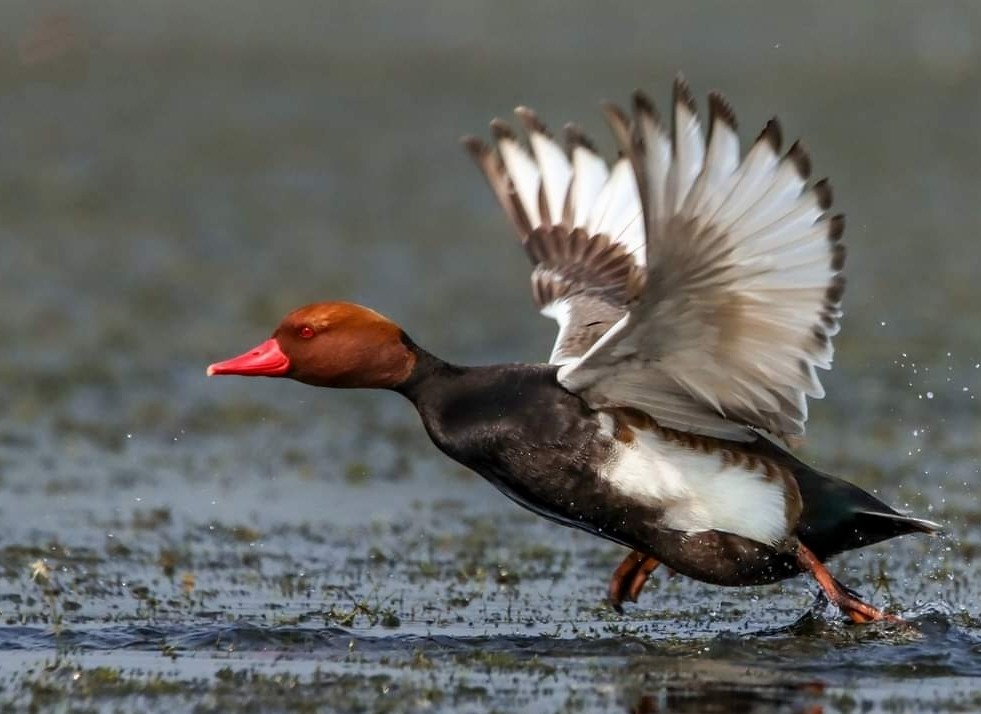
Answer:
[{"left": 0, "top": 2, "right": 980, "bottom": 711}]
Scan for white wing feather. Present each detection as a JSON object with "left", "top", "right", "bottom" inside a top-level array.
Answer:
[
  {"left": 559, "top": 77, "right": 845, "bottom": 441},
  {"left": 465, "top": 109, "right": 645, "bottom": 365},
  {"left": 466, "top": 78, "right": 844, "bottom": 441}
]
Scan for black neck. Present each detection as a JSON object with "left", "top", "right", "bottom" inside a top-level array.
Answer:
[{"left": 393, "top": 335, "right": 467, "bottom": 404}]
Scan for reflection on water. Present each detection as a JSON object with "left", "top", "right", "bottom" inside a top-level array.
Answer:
[{"left": 0, "top": 1, "right": 979, "bottom": 712}]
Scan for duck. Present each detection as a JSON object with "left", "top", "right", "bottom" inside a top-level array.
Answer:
[{"left": 207, "top": 77, "right": 939, "bottom": 624}]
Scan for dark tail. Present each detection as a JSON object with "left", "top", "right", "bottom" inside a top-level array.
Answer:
[
  {"left": 793, "top": 467, "right": 941, "bottom": 560},
  {"left": 855, "top": 510, "right": 941, "bottom": 537},
  {"left": 746, "top": 435, "right": 940, "bottom": 560},
  {"left": 845, "top": 507, "right": 941, "bottom": 549}
]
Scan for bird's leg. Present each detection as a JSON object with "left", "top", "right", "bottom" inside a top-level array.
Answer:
[
  {"left": 796, "top": 542, "right": 901, "bottom": 623},
  {"left": 608, "top": 550, "right": 660, "bottom": 612},
  {"left": 609, "top": 551, "right": 646, "bottom": 608},
  {"left": 627, "top": 555, "right": 661, "bottom": 601}
]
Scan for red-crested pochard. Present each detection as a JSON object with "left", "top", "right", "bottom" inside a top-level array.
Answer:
[{"left": 208, "top": 77, "right": 938, "bottom": 624}]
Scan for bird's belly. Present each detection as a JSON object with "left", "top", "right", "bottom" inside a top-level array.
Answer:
[
  {"left": 480, "top": 454, "right": 802, "bottom": 586},
  {"left": 439, "top": 410, "right": 796, "bottom": 583},
  {"left": 631, "top": 529, "right": 803, "bottom": 586},
  {"left": 469, "top": 457, "right": 631, "bottom": 546}
]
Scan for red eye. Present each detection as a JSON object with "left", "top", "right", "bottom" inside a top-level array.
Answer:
[{"left": 298, "top": 326, "right": 314, "bottom": 339}]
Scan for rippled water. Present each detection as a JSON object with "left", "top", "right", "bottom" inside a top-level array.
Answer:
[{"left": 0, "top": 2, "right": 979, "bottom": 711}]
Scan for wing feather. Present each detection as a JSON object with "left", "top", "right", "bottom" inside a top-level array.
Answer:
[
  {"left": 631, "top": 91, "right": 672, "bottom": 231},
  {"left": 586, "top": 158, "right": 645, "bottom": 260},
  {"left": 681, "top": 91, "right": 740, "bottom": 219},
  {"left": 467, "top": 80, "right": 844, "bottom": 440},
  {"left": 708, "top": 120, "right": 782, "bottom": 231},
  {"left": 492, "top": 120, "right": 543, "bottom": 227},
  {"left": 516, "top": 107, "right": 573, "bottom": 226},
  {"left": 558, "top": 80, "right": 845, "bottom": 441},
  {"left": 565, "top": 125, "right": 610, "bottom": 227},
  {"left": 465, "top": 106, "right": 645, "bottom": 365},
  {"left": 667, "top": 77, "right": 705, "bottom": 215}
]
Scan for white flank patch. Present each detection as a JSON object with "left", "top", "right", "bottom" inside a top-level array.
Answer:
[{"left": 601, "top": 426, "right": 788, "bottom": 545}]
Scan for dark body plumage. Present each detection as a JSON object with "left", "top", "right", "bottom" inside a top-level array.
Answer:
[{"left": 398, "top": 343, "right": 932, "bottom": 587}]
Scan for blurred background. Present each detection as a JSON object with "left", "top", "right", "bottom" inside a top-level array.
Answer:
[
  {"left": 0, "top": 2, "right": 978, "bottom": 435},
  {"left": 0, "top": 2, "right": 979, "bottom": 710}
]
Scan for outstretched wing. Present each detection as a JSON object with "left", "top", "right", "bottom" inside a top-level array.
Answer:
[
  {"left": 464, "top": 111, "right": 645, "bottom": 364},
  {"left": 559, "top": 77, "right": 845, "bottom": 442}
]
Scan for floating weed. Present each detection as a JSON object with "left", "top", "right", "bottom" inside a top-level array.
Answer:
[
  {"left": 157, "top": 547, "right": 192, "bottom": 579},
  {"left": 517, "top": 542, "right": 559, "bottom": 563},
  {"left": 131, "top": 507, "right": 172, "bottom": 530},
  {"left": 27, "top": 559, "right": 65, "bottom": 633},
  {"left": 21, "top": 665, "right": 186, "bottom": 708},
  {"left": 452, "top": 650, "right": 557, "bottom": 677},
  {"left": 279, "top": 573, "right": 310, "bottom": 598},
  {"left": 494, "top": 565, "right": 520, "bottom": 586},
  {"left": 105, "top": 539, "right": 133, "bottom": 558},
  {"left": 415, "top": 559, "right": 440, "bottom": 579},
  {"left": 367, "top": 546, "right": 388, "bottom": 565},
  {"left": 212, "top": 524, "right": 262, "bottom": 544},
  {"left": 130, "top": 584, "right": 160, "bottom": 619},
  {"left": 1, "top": 544, "right": 61, "bottom": 575},
  {"left": 344, "top": 461, "right": 371, "bottom": 485},
  {"left": 323, "top": 589, "right": 402, "bottom": 629}
]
